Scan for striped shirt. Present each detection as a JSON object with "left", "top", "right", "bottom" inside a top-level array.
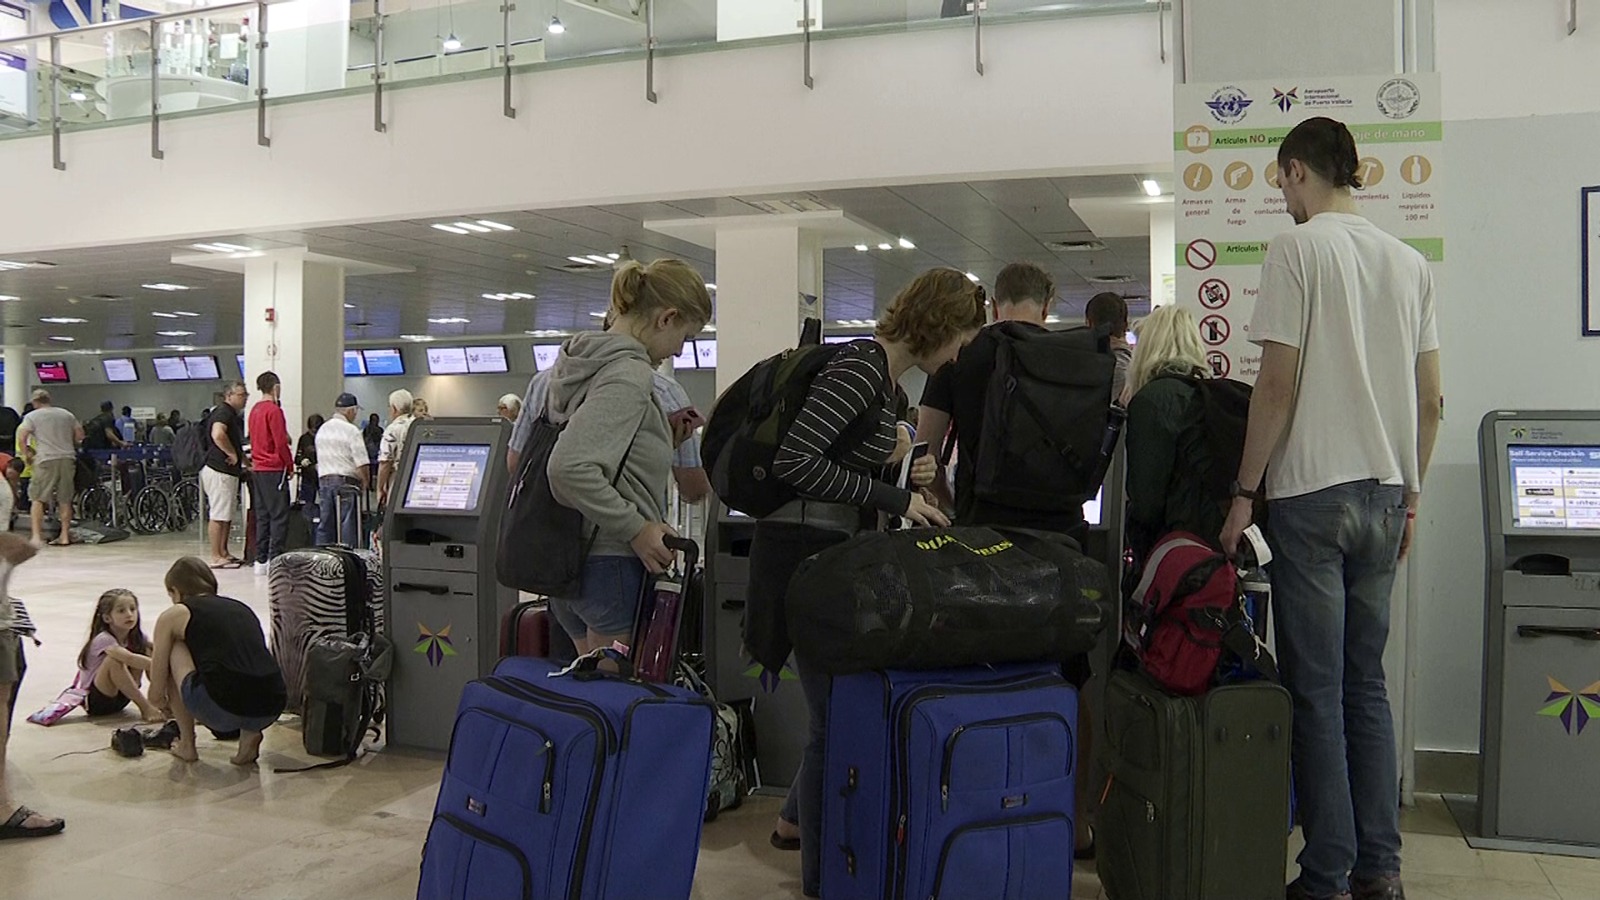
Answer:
[{"left": 774, "top": 340, "right": 910, "bottom": 515}]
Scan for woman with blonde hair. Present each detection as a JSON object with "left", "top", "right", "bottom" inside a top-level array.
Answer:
[
  {"left": 1124, "top": 304, "right": 1222, "bottom": 561},
  {"left": 545, "top": 258, "right": 714, "bottom": 656}
]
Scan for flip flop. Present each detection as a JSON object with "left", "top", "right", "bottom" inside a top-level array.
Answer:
[
  {"left": 770, "top": 830, "right": 801, "bottom": 852},
  {"left": 0, "top": 806, "right": 65, "bottom": 840},
  {"left": 210, "top": 560, "right": 243, "bottom": 570}
]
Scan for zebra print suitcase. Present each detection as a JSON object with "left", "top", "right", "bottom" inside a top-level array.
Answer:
[{"left": 268, "top": 547, "right": 383, "bottom": 714}]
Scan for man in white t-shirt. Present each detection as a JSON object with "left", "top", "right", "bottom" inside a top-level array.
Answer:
[
  {"left": 15, "top": 390, "right": 85, "bottom": 548},
  {"left": 314, "top": 393, "right": 371, "bottom": 547},
  {"left": 1221, "top": 117, "right": 1442, "bottom": 900},
  {"left": 375, "top": 389, "right": 415, "bottom": 512}
]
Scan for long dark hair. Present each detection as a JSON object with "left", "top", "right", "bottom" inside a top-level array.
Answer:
[
  {"left": 165, "top": 556, "right": 219, "bottom": 601},
  {"left": 77, "top": 588, "right": 149, "bottom": 670}
]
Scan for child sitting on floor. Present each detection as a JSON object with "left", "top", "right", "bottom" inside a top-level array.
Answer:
[{"left": 78, "top": 589, "right": 163, "bottom": 723}]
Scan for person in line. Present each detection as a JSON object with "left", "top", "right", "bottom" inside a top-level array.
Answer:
[
  {"left": 0, "top": 534, "right": 63, "bottom": 839},
  {"left": 914, "top": 261, "right": 1098, "bottom": 858},
  {"left": 114, "top": 406, "right": 138, "bottom": 445},
  {"left": 201, "top": 382, "right": 250, "bottom": 569},
  {"left": 314, "top": 395, "right": 370, "bottom": 546},
  {"left": 296, "top": 414, "right": 325, "bottom": 513},
  {"left": 1220, "top": 117, "right": 1442, "bottom": 900},
  {"left": 496, "top": 394, "right": 522, "bottom": 423},
  {"left": 1123, "top": 305, "right": 1221, "bottom": 564},
  {"left": 1085, "top": 291, "right": 1134, "bottom": 403},
  {"left": 0, "top": 406, "right": 19, "bottom": 457},
  {"left": 16, "top": 390, "right": 84, "bottom": 548},
  {"left": 545, "top": 259, "right": 713, "bottom": 657},
  {"left": 148, "top": 413, "right": 176, "bottom": 446},
  {"left": 77, "top": 588, "right": 162, "bottom": 722},
  {"left": 411, "top": 397, "right": 431, "bottom": 420},
  {"left": 168, "top": 410, "right": 185, "bottom": 433},
  {"left": 362, "top": 413, "right": 384, "bottom": 471},
  {"left": 148, "top": 557, "right": 287, "bottom": 765},
  {"left": 248, "top": 372, "right": 293, "bottom": 576},
  {"left": 759, "top": 268, "right": 980, "bottom": 897},
  {"left": 0, "top": 458, "right": 19, "bottom": 531},
  {"left": 374, "top": 390, "right": 416, "bottom": 512},
  {"left": 82, "top": 401, "right": 127, "bottom": 452}
]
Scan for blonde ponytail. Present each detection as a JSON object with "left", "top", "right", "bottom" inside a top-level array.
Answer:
[{"left": 608, "top": 258, "right": 713, "bottom": 326}]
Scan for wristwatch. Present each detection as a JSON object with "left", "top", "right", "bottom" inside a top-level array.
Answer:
[{"left": 1230, "top": 480, "right": 1266, "bottom": 503}]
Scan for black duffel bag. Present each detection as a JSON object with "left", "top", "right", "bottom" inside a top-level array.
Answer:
[{"left": 786, "top": 526, "right": 1109, "bottom": 676}]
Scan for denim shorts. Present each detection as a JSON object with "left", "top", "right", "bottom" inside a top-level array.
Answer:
[
  {"left": 550, "top": 555, "right": 647, "bottom": 640},
  {"left": 181, "top": 672, "right": 279, "bottom": 734}
]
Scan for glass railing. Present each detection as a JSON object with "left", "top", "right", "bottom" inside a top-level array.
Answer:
[{"left": 0, "top": 0, "right": 1163, "bottom": 145}]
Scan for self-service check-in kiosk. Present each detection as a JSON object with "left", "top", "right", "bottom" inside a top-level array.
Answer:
[
  {"left": 384, "top": 417, "right": 518, "bottom": 752},
  {"left": 1479, "top": 410, "right": 1600, "bottom": 849}
]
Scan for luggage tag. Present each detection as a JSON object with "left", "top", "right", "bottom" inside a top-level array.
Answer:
[{"left": 1241, "top": 524, "right": 1272, "bottom": 566}]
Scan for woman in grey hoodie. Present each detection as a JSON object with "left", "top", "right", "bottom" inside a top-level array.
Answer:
[{"left": 545, "top": 259, "right": 714, "bottom": 656}]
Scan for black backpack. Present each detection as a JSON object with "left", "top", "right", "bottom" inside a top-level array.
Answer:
[
  {"left": 173, "top": 421, "right": 208, "bottom": 475},
  {"left": 1154, "top": 374, "right": 1255, "bottom": 510},
  {"left": 968, "top": 322, "right": 1122, "bottom": 513},
  {"left": 702, "top": 340, "right": 880, "bottom": 518}
]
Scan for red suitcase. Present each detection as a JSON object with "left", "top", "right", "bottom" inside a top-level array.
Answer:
[{"left": 500, "top": 601, "right": 552, "bottom": 657}]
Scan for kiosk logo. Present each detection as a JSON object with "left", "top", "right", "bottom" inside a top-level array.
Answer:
[
  {"left": 416, "top": 623, "right": 458, "bottom": 667},
  {"left": 1537, "top": 676, "right": 1600, "bottom": 735}
]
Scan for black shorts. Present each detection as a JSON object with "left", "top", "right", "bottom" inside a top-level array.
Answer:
[{"left": 86, "top": 683, "right": 131, "bottom": 717}]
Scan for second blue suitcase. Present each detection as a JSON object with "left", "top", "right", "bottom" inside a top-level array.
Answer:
[
  {"left": 822, "top": 663, "right": 1079, "bottom": 900},
  {"left": 418, "top": 655, "right": 716, "bottom": 900}
]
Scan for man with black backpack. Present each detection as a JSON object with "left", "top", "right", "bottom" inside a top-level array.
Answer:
[{"left": 915, "top": 261, "right": 1106, "bottom": 858}]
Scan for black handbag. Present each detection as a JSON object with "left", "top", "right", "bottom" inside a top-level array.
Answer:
[{"left": 786, "top": 526, "right": 1109, "bottom": 676}]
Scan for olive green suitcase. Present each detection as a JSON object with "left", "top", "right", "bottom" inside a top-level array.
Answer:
[{"left": 1098, "top": 669, "right": 1293, "bottom": 900}]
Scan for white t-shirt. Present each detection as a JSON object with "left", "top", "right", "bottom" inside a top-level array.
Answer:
[
  {"left": 378, "top": 414, "right": 415, "bottom": 465},
  {"left": 314, "top": 416, "right": 370, "bottom": 479},
  {"left": 20, "top": 406, "right": 80, "bottom": 463},
  {"left": 1250, "top": 212, "right": 1439, "bottom": 500}
]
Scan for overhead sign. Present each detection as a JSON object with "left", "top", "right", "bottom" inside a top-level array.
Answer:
[{"left": 1175, "top": 74, "right": 1443, "bottom": 382}]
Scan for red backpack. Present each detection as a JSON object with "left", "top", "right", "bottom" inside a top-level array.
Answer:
[{"left": 1124, "top": 532, "right": 1275, "bottom": 696}]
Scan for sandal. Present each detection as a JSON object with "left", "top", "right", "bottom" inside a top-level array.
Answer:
[
  {"left": 210, "top": 560, "right": 243, "bottom": 570},
  {"left": 770, "top": 830, "right": 801, "bottom": 852},
  {"left": 0, "top": 806, "right": 65, "bottom": 840}
]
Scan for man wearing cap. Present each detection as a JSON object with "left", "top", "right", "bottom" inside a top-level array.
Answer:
[{"left": 314, "top": 393, "right": 370, "bottom": 547}]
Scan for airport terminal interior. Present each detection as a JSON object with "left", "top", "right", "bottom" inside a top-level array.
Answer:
[{"left": 3, "top": 0, "right": 1600, "bottom": 898}]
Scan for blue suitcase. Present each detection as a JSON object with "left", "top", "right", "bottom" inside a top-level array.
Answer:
[
  {"left": 822, "top": 664, "right": 1079, "bottom": 900},
  {"left": 418, "top": 656, "right": 716, "bottom": 900}
]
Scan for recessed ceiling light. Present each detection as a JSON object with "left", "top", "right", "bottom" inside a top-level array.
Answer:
[
  {"left": 39, "top": 316, "right": 86, "bottom": 324},
  {"left": 344, "top": 303, "right": 355, "bottom": 309},
  {"left": 142, "top": 283, "right": 190, "bottom": 291},
  {"left": 526, "top": 329, "right": 564, "bottom": 337},
  {"left": 432, "top": 224, "right": 470, "bottom": 235},
  {"left": 1141, "top": 178, "right": 1163, "bottom": 197},
  {"left": 965, "top": 272, "right": 980, "bottom": 283},
  {"left": 476, "top": 220, "right": 515, "bottom": 231},
  {"left": 68, "top": 89, "right": 88, "bottom": 102},
  {"left": 455, "top": 222, "right": 493, "bottom": 233},
  {"left": 547, "top": 15, "right": 565, "bottom": 34},
  {"left": 401, "top": 334, "right": 435, "bottom": 342},
  {"left": 442, "top": 33, "right": 462, "bottom": 52},
  {"left": 606, "top": 252, "right": 620, "bottom": 261},
  {"left": 151, "top": 311, "right": 180, "bottom": 319},
  {"left": 427, "top": 317, "right": 470, "bottom": 324},
  {"left": 483, "top": 293, "right": 506, "bottom": 301},
  {"left": 854, "top": 244, "right": 869, "bottom": 252},
  {"left": 48, "top": 336, "right": 75, "bottom": 342},
  {"left": 587, "top": 311, "right": 607, "bottom": 318},
  {"left": 510, "top": 292, "right": 535, "bottom": 300},
  {"left": 163, "top": 344, "right": 195, "bottom": 351},
  {"left": 568, "top": 256, "right": 599, "bottom": 266},
  {"left": 173, "top": 311, "right": 200, "bottom": 317},
  {"left": 0, "top": 261, "right": 28, "bottom": 271},
  {"left": 586, "top": 255, "right": 613, "bottom": 265},
  {"left": 897, "top": 237, "right": 916, "bottom": 250},
  {"left": 877, "top": 243, "right": 892, "bottom": 251},
  {"left": 705, "top": 283, "right": 717, "bottom": 291},
  {"left": 191, "top": 242, "right": 252, "bottom": 253},
  {"left": 0, "top": 295, "right": 17, "bottom": 302},
  {"left": 703, "top": 325, "right": 717, "bottom": 333},
  {"left": 156, "top": 330, "right": 196, "bottom": 337}
]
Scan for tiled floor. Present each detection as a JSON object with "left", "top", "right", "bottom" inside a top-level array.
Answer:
[{"left": 3, "top": 533, "right": 1599, "bottom": 899}]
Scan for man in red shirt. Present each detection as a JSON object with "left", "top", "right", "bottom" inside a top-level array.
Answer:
[{"left": 247, "top": 372, "right": 293, "bottom": 575}]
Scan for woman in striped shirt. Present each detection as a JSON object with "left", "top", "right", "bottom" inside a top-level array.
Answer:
[{"left": 750, "top": 268, "right": 986, "bottom": 897}]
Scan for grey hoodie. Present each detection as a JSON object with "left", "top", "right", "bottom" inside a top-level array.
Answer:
[{"left": 546, "top": 331, "right": 672, "bottom": 558}]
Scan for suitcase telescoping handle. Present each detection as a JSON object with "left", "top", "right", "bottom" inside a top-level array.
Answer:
[{"left": 662, "top": 536, "right": 699, "bottom": 570}]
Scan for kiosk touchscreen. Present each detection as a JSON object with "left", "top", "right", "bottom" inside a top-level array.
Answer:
[
  {"left": 1478, "top": 411, "right": 1600, "bottom": 850},
  {"left": 383, "top": 418, "right": 516, "bottom": 752}
]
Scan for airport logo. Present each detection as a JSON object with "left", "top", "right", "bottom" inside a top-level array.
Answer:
[
  {"left": 1377, "top": 78, "right": 1422, "bottom": 119},
  {"left": 1537, "top": 676, "right": 1600, "bottom": 736},
  {"left": 1206, "top": 86, "right": 1254, "bottom": 124},
  {"left": 1272, "top": 87, "right": 1300, "bottom": 113},
  {"left": 415, "top": 622, "right": 458, "bottom": 667}
]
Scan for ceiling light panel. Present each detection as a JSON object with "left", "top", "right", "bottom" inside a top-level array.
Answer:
[
  {"left": 431, "top": 224, "right": 470, "bottom": 235},
  {"left": 40, "top": 316, "right": 87, "bottom": 324},
  {"left": 142, "top": 283, "right": 190, "bottom": 291},
  {"left": 156, "top": 330, "right": 195, "bottom": 336},
  {"left": 427, "top": 317, "right": 470, "bottom": 324},
  {"left": 476, "top": 220, "right": 516, "bottom": 231},
  {"left": 48, "top": 336, "right": 75, "bottom": 342},
  {"left": 151, "top": 311, "right": 181, "bottom": 318}
]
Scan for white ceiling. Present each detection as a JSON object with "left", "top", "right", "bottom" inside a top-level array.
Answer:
[{"left": 0, "top": 174, "right": 1162, "bottom": 352}]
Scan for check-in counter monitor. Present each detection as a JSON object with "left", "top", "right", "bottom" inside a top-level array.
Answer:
[
  {"left": 384, "top": 418, "right": 517, "bottom": 752},
  {"left": 1478, "top": 411, "right": 1600, "bottom": 849}
]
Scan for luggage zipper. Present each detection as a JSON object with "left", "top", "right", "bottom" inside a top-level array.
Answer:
[
  {"left": 489, "top": 677, "right": 614, "bottom": 900},
  {"left": 939, "top": 712, "right": 1072, "bottom": 812},
  {"left": 435, "top": 813, "right": 535, "bottom": 900},
  {"left": 926, "top": 812, "right": 1072, "bottom": 900},
  {"left": 455, "top": 705, "right": 557, "bottom": 815},
  {"left": 888, "top": 673, "right": 1066, "bottom": 900}
]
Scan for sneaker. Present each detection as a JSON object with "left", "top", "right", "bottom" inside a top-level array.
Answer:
[
  {"left": 1286, "top": 882, "right": 1353, "bottom": 900},
  {"left": 253, "top": 561, "right": 270, "bottom": 576},
  {"left": 1352, "top": 875, "right": 1405, "bottom": 900}
]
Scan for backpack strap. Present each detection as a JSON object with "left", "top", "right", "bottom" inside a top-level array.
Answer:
[{"left": 1130, "top": 535, "right": 1215, "bottom": 618}]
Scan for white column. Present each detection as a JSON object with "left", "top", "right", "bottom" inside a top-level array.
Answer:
[
  {"left": 1149, "top": 206, "right": 1176, "bottom": 308},
  {"left": 242, "top": 252, "right": 345, "bottom": 443},
  {"left": 713, "top": 226, "right": 820, "bottom": 395},
  {"left": 4, "top": 344, "right": 30, "bottom": 413}
]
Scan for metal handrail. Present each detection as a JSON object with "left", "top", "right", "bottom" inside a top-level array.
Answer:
[{"left": 0, "top": 0, "right": 288, "bottom": 50}]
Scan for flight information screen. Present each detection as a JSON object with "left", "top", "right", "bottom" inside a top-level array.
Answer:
[{"left": 1508, "top": 445, "right": 1600, "bottom": 530}]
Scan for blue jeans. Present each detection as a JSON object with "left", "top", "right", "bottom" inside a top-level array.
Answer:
[
  {"left": 316, "top": 476, "right": 361, "bottom": 547},
  {"left": 779, "top": 657, "right": 831, "bottom": 898},
  {"left": 1268, "top": 479, "right": 1407, "bottom": 896}
]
